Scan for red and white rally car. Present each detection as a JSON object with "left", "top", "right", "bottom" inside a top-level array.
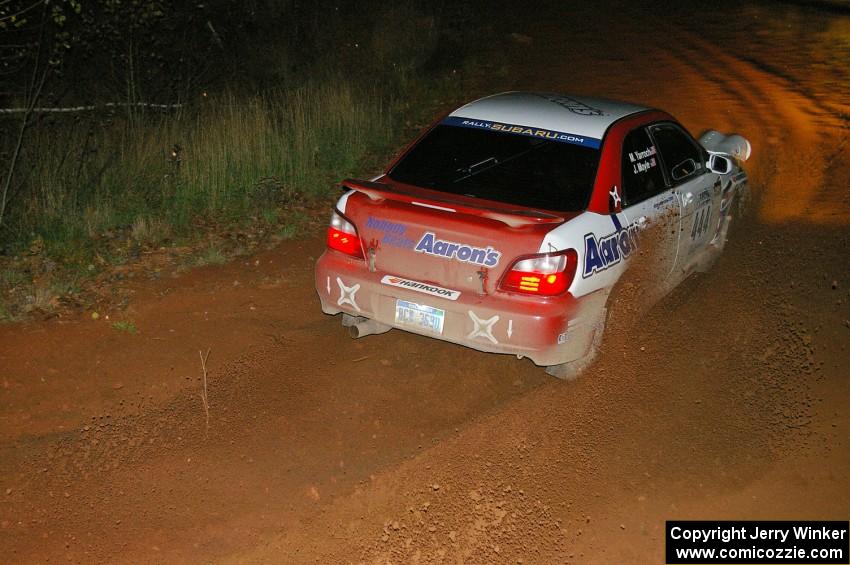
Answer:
[{"left": 314, "top": 92, "right": 750, "bottom": 378}]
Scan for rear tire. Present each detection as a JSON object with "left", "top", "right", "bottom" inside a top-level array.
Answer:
[
  {"left": 545, "top": 307, "right": 607, "bottom": 381},
  {"left": 544, "top": 354, "right": 595, "bottom": 381}
]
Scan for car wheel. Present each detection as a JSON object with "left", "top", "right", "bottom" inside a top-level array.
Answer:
[{"left": 545, "top": 307, "right": 607, "bottom": 381}]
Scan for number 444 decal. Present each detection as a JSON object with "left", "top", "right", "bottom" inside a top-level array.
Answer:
[{"left": 691, "top": 205, "right": 712, "bottom": 240}]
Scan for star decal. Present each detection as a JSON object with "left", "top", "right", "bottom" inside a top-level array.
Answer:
[
  {"left": 609, "top": 185, "right": 621, "bottom": 209},
  {"left": 336, "top": 277, "right": 361, "bottom": 312},
  {"left": 467, "top": 311, "right": 499, "bottom": 344}
]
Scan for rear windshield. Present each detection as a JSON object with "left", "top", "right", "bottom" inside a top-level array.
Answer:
[{"left": 388, "top": 124, "right": 600, "bottom": 212}]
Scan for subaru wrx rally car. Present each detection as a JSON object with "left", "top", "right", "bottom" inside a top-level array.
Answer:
[{"left": 314, "top": 92, "right": 750, "bottom": 378}]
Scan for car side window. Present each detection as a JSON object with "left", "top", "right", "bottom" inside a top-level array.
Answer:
[
  {"left": 621, "top": 127, "right": 666, "bottom": 206},
  {"left": 650, "top": 123, "right": 704, "bottom": 184}
]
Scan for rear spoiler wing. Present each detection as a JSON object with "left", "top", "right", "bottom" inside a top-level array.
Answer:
[{"left": 341, "top": 179, "right": 566, "bottom": 229}]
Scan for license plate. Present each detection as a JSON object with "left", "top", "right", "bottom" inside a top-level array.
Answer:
[{"left": 395, "top": 299, "right": 445, "bottom": 334}]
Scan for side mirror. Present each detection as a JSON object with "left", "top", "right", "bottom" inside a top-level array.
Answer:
[{"left": 707, "top": 154, "right": 732, "bottom": 175}]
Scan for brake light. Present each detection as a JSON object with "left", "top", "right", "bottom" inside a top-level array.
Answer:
[
  {"left": 327, "top": 210, "right": 364, "bottom": 259},
  {"left": 499, "top": 250, "right": 577, "bottom": 296}
]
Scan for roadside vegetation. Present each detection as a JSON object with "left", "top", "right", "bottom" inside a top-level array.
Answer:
[
  {"left": 0, "top": 0, "right": 477, "bottom": 320},
  {"left": 20, "top": 83, "right": 391, "bottom": 248}
]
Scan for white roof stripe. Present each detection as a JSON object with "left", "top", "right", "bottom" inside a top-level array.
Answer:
[{"left": 448, "top": 92, "right": 649, "bottom": 141}]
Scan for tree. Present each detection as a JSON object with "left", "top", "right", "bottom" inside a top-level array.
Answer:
[
  {"left": 0, "top": 0, "right": 83, "bottom": 230},
  {"left": 0, "top": 0, "right": 175, "bottom": 232}
]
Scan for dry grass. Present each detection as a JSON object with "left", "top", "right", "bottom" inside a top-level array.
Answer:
[
  {"left": 131, "top": 216, "right": 172, "bottom": 246},
  {"left": 193, "top": 246, "right": 227, "bottom": 267},
  {"left": 15, "top": 80, "right": 392, "bottom": 247},
  {"left": 26, "top": 286, "right": 57, "bottom": 313}
]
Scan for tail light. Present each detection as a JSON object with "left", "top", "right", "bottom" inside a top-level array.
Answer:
[
  {"left": 327, "top": 210, "right": 364, "bottom": 259},
  {"left": 499, "top": 249, "right": 577, "bottom": 296}
]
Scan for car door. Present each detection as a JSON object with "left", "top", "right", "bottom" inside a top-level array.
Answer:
[
  {"left": 648, "top": 122, "right": 718, "bottom": 276},
  {"left": 616, "top": 125, "right": 680, "bottom": 286}
]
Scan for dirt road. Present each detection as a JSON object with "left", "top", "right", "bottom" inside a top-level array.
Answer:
[{"left": 1, "top": 1, "right": 848, "bottom": 563}]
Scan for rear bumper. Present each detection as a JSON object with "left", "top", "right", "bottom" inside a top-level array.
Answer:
[{"left": 314, "top": 250, "right": 605, "bottom": 367}]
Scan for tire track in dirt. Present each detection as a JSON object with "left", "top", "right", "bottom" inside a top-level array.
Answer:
[
  {"left": 646, "top": 16, "right": 848, "bottom": 225},
  {"left": 243, "top": 216, "right": 843, "bottom": 565},
  {"left": 0, "top": 303, "right": 551, "bottom": 562}
]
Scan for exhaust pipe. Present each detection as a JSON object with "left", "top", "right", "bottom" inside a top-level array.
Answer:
[{"left": 349, "top": 319, "right": 392, "bottom": 339}]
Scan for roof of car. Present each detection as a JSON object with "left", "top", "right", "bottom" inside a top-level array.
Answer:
[{"left": 448, "top": 91, "right": 650, "bottom": 144}]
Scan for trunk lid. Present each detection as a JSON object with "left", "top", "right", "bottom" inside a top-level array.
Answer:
[{"left": 342, "top": 178, "right": 571, "bottom": 295}]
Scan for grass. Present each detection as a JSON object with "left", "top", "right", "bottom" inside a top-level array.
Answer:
[
  {"left": 29, "top": 286, "right": 56, "bottom": 310},
  {"left": 278, "top": 223, "right": 300, "bottom": 240},
  {"left": 0, "top": 301, "right": 12, "bottom": 322},
  {"left": 13, "top": 81, "right": 392, "bottom": 247},
  {"left": 130, "top": 216, "right": 172, "bottom": 247},
  {"left": 0, "top": 77, "right": 402, "bottom": 315},
  {"left": 1, "top": 268, "right": 27, "bottom": 288},
  {"left": 194, "top": 246, "right": 227, "bottom": 267},
  {"left": 111, "top": 320, "right": 138, "bottom": 334},
  {"left": 50, "top": 278, "right": 81, "bottom": 296},
  {"left": 0, "top": 0, "right": 474, "bottom": 320}
]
